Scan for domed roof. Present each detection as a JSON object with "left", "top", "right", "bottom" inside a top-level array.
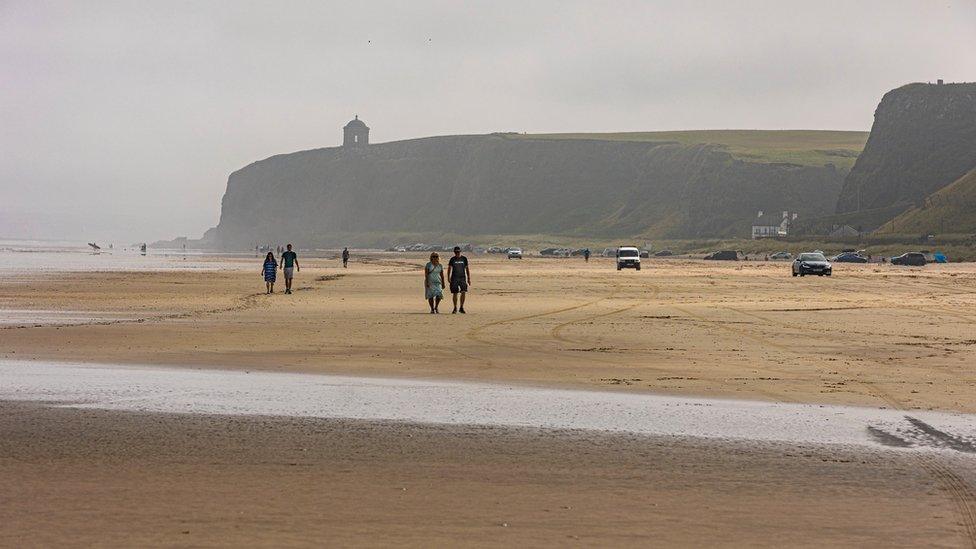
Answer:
[{"left": 344, "top": 115, "right": 368, "bottom": 129}]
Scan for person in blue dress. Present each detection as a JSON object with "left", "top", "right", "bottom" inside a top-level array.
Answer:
[
  {"left": 424, "top": 252, "right": 445, "bottom": 313},
  {"left": 262, "top": 251, "right": 278, "bottom": 294}
]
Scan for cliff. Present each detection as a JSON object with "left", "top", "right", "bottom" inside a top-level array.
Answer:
[
  {"left": 203, "top": 132, "right": 852, "bottom": 248},
  {"left": 878, "top": 168, "right": 976, "bottom": 235},
  {"left": 835, "top": 82, "right": 976, "bottom": 227}
]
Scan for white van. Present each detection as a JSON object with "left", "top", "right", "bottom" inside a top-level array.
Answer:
[{"left": 616, "top": 247, "right": 641, "bottom": 271}]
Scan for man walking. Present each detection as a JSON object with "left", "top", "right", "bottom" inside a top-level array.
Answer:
[
  {"left": 280, "top": 243, "right": 300, "bottom": 294},
  {"left": 342, "top": 247, "right": 350, "bottom": 268},
  {"left": 447, "top": 246, "right": 471, "bottom": 314}
]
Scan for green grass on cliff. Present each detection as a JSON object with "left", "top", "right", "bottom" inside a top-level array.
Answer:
[
  {"left": 878, "top": 168, "right": 976, "bottom": 235},
  {"left": 513, "top": 130, "right": 868, "bottom": 169}
]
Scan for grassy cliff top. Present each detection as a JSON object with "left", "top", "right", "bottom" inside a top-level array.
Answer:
[
  {"left": 878, "top": 168, "right": 976, "bottom": 235},
  {"left": 513, "top": 130, "right": 868, "bottom": 169}
]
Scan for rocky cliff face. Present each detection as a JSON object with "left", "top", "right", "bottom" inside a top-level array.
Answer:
[
  {"left": 835, "top": 82, "right": 976, "bottom": 222},
  {"left": 204, "top": 134, "right": 845, "bottom": 248}
]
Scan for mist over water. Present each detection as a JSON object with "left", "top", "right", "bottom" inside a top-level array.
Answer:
[{"left": 0, "top": 239, "right": 239, "bottom": 275}]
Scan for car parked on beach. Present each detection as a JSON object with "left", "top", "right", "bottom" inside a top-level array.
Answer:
[
  {"left": 769, "top": 251, "right": 792, "bottom": 260},
  {"left": 792, "top": 252, "right": 832, "bottom": 276},
  {"left": 891, "top": 252, "right": 927, "bottom": 266},
  {"left": 616, "top": 247, "right": 641, "bottom": 271},
  {"left": 704, "top": 250, "right": 739, "bottom": 261},
  {"left": 831, "top": 252, "right": 868, "bottom": 263},
  {"left": 507, "top": 248, "right": 523, "bottom": 259}
]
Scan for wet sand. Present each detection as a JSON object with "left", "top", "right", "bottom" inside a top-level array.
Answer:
[
  {"left": 3, "top": 401, "right": 974, "bottom": 547},
  {"left": 4, "top": 360, "right": 976, "bottom": 450}
]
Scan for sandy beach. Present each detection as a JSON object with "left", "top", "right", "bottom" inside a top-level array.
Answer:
[
  {"left": 3, "top": 253, "right": 976, "bottom": 546},
  {"left": 3, "top": 254, "right": 975, "bottom": 411},
  {"left": 4, "top": 400, "right": 975, "bottom": 547}
]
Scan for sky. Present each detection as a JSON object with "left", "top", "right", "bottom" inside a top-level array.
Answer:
[{"left": 2, "top": 0, "right": 975, "bottom": 242}]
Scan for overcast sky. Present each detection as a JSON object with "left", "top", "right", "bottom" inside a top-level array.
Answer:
[{"left": 2, "top": 0, "right": 975, "bottom": 242}]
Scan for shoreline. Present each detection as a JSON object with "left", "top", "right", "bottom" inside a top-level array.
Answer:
[{"left": 4, "top": 358, "right": 976, "bottom": 453}]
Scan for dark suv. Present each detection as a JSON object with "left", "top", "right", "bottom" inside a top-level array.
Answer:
[{"left": 891, "top": 252, "right": 927, "bottom": 266}]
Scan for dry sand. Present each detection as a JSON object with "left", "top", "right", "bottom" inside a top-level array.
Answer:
[
  {"left": 3, "top": 254, "right": 976, "bottom": 546},
  {"left": 2, "top": 254, "right": 975, "bottom": 412}
]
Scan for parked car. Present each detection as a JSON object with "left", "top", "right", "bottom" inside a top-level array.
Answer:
[
  {"left": 639, "top": 250, "right": 650, "bottom": 258},
  {"left": 507, "top": 248, "right": 523, "bottom": 259},
  {"left": 616, "top": 246, "right": 641, "bottom": 271},
  {"left": 602, "top": 247, "right": 616, "bottom": 257},
  {"left": 831, "top": 252, "right": 868, "bottom": 263},
  {"left": 769, "top": 251, "right": 792, "bottom": 260},
  {"left": 539, "top": 247, "right": 559, "bottom": 256},
  {"left": 704, "top": 250, "right": 739, "bottom": 261},
  {"left": 891, "top": 252, "right": 927, "bottom": 266},
  {"left": 487, "top": 246, "right": 505, "bottom": 254},
  {"left": 654, "top": 250, "right": 674, "bottom": 257},
  {"left": 792, "top": 252, "right": 832, "bottom": 277}
]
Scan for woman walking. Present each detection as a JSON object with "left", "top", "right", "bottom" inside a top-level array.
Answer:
[
  {"left": 424, "top": 252, "right": 445, "bottom": 313},
  {"left": 262, "top": 251, "right": 278, "bottom": 294}
]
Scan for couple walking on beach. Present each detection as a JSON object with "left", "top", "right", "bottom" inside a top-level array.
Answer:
[
  {"left": 262, "top": 243, "right": 300, "bottom": 294},
  {"left": 425, "top": 246, "right": 471, "bottom": 314}
]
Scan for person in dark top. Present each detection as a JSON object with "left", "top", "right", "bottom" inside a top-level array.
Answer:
[
  {"left": 280, "top": 243, "right": 299, "bottom": 295},
  {"left": 342, "top": 247, "right": 350, "bottom": 268},
  {"left": 583, "top": 248, "right": 590, "bottom": 262},
  {"left": 262, "top": 252, "right": 277, "bottom": 294},
  {"left": 447, "top": 246, "right": 471, "bottom": 314}
]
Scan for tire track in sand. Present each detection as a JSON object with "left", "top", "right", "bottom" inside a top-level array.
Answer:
[
  {"left": 545, "top": 283, "right": 794, "bottom": 401},
  {"left": 462, "top": 296, "right": 608, "bottom": 366},
  {"left": 918, "top": 456, "right": 976, "bottom": 548},
  {"left": 722, "top": 306, "right": 908, "bottom": 409},
  {"left": 549, "top": 282, "right": 658, "bottom": 344},
  {"left": 721, "top": 305, "right": 976, "bottom": 545}
]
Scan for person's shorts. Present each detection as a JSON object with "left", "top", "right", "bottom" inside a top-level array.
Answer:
[
  {"left": 283, "top": 267, "right": 294, "bottom": 278},
  {"left": 425, "top": 285, "right": 443, "bottom": 300},
  {"left": 450, "top": 279, "right": 468, "bottom": 294}
]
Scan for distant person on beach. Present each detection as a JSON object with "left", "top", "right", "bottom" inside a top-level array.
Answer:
[
  {"left": 447, "top": 246, "right": 471, "bottom": 314},
  {"left": 280, "top": 244, "right": 299, "bottom": 294},
  {"left": 262, "top": 252, "right": 277, "bottom": 294},
  {"left": 425, "top": 252, "right": 445, "bottom": 313},
  {"left": 342, "top": 247, "right": 350, "bottom": 268},
  {"left": 583, "top": 248, "right": 590, "bottom": 262}
]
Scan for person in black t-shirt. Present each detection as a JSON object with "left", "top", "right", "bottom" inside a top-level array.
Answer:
[
  {"left": 280, "top": 243, "right": 299, "bottom": 294},
  {"left": 447, "top": 246, "right": 471, "bottom": 314}
]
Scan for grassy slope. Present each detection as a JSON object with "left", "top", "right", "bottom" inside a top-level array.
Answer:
[
  {"left": 878, "top": 168, "right": 976, "bottom": 235},
  {"left": 513, "top": 130, "right": 868, "bottom": 169}
]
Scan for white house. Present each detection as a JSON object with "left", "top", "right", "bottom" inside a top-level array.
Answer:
[{"left": 751, "top": 210, "right": 795, "bottom": 239}]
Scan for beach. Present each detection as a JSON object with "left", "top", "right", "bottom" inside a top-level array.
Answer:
[
  {"left": 3, "top": 252, "right": 975, "bottom": 411},
  {"left": 3, "top": 249, "right": 976, "bottom": 546}
]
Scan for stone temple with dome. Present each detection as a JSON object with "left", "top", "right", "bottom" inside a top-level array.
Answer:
[{"left": 342, "top": 115, "right": 369, "bottom": 147}]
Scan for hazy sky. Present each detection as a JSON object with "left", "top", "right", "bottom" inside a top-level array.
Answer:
[{"left": 2, "top": 0, "right": 975, "bottom": 242}]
